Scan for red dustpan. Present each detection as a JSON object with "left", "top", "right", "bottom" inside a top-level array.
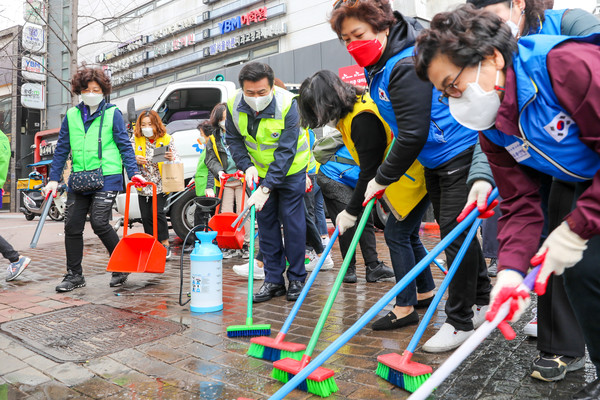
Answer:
[
  {"left": 208, "top": 172, "right": 246, "bottom": 250},
  {"left": 107, "top": 182, "right": 166, "bottom": 273}
]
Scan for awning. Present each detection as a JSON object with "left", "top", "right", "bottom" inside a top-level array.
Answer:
[{"left": 26, "top": 160, "right": 53, "bottom": 167}]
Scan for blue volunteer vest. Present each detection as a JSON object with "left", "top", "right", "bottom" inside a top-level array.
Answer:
[
  {"left": 537, "top": 9, "right": 566, "bottom": 35},
  {"left": 367, "top": 46, "right": 478, "bottom": 169},
  {"left": 319, "top": 146, "right": 360, "bottom": 188},
  {"left": 482, "top": 33, "right": 600, "bottom": 182}
]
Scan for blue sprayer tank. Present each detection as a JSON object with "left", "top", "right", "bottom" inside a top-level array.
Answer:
[{"left": 190, "top": 231, "right": 223, "bottom": 312}]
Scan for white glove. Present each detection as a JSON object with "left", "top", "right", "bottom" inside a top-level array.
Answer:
[
  {"left": 245, "top": 166, "right": 259, "bottom": 189},
  {"left": 218, "top": 170, "right": 226, "bottom": 181},
  {"left": 336, "top": 210, "right": 357, "bottom": 235},
  {"left": 305, "top": 174, "right": 313, "bottom": 193},
  {"left": 43, "top": 180, "right": 59, "bottom": 197},
  {"left": 466, "top": 180, "right": 493, "bottom": 211},
  {"left": 489, "top": 269, "right": 530, "bottom": 323},
  {"left": 363, "top": 178, "right": 388, "bottom": 206},
  {"left": 204, "top": 188, "right": 215, "bottom": 197},
  {"left": 247, "top": 188, "right": 270, "bottom": 212},
  {"left": 534, "top": 221, "right": 588, "bottom": 291}
]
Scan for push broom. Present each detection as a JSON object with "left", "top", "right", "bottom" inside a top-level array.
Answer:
[
  {"left": 271, "top": 198, "right": 378, "bottom": 397},
  {"left": 227, "top": 186, "right": 271, "bottom": 337},
  {"left": 376, "top": 209, "right": 488, "bottom": 392},
  {"left": 247, "top": 226, "right": 341, "bottom": 361},
  {"left": 267, "top": 189, "right": 497, "bottom": 400},
  {"left": 409, "top": 264, "right": 541, "bottom": 400}
]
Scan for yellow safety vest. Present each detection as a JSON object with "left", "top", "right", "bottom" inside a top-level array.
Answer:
[{"left": 134, "top": 133, "right": 172, "bottom": 191}]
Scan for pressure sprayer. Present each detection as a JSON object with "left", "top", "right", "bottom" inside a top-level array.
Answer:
[{"left": 189, "top": 231, "right": 223, "bottom": 312}]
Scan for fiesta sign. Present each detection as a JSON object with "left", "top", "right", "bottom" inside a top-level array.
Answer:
[
  {"left": 21, "top": 82, "right": 45, "bottom": 109},
  {"left": 218, "top": 7, "right": 267, "bottom": 35}
]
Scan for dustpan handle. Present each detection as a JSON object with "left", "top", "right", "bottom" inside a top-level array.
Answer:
[{"left": 124, "top": 182, "right": 158, "bottom": 239}]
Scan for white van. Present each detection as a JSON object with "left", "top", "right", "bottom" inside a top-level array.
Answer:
[{"left": 115, "top": 80, "right": 237, "bottom": 241}]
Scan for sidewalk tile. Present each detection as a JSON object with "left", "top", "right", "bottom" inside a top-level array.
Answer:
[
  {"left": 22, "top": 354, "right": 59, "bottom": 370},
  {"left": 4, "top": 342, "right": 37, "bottom": 360},
  {"left": 0, "top": 351, "right": 27, "bottom": 375},
  {"left": 35, "top": 299, "right": 72, "bottom": 310},
  {"left": 85, "top": 357, "right": 131, "bottom": 379},
  {"left": 3, "top": 367, "right": 51, "bottom": 386},
  {"left": 46, "top": 362, "right": 95, "bottom": 386},
  {"left": 72, "top": 377, "right": 126, "bottom": 399},
  {"left": 22, "top": 305, "right": 53, "bottom": 315}
]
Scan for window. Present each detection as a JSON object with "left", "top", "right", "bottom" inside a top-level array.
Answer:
[
  {"left": 252, "top": 42, "right": 278, "bottom": 59},
  {"left": 156, "top": 74, "right": 175, "bottom": 86},
  {"left": 136, "top": 81, "right": 154, "bottom": 91},
  {"left": 176, "top": 67, "right": 198, "bottom": 80}
]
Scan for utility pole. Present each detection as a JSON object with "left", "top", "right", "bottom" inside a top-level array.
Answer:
[{"left": 70, "top": 0, "right": 78, "bottom": 106}]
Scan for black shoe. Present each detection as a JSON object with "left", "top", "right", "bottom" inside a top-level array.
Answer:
[
  {"left": 573, "top": 378, "right": 600, "bottom": 400},
  {"left": 415, "top": 296, "right": 434, "bottom": 309},
  {"left": 110, "top": 273, "right": 129, "bottom": 287},
  {"left": 253, "top": 282, "right": 286, "bottom": 303},
  {"left": 56, "top": 272, "right": 86, "bottom": 292},
  {"left": 531, "top": 352, "right": 586, "bottom": 382},
  {"left": 372, "top": 310, "right": 419, "bottom": 331},
  {"left": 286, "top": 280, "right": 304, "bottom": 301},
  {"left": 165, "top": 246, "right": 172, "bottom": 261},
  {"left": 366, "top": 261, "right": 395, "bottom": 283},
  {"left": 343, "top": 266, "right": 357, "bottom": 284},
  {"left": 488, "top": 258, "right": 498, "bottom": 277}
]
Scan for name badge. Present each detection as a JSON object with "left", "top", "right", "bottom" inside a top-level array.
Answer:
[{"left": 505, "top": 141, "right": 531, "bottom": 163}]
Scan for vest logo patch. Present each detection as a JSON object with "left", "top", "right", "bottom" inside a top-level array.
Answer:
[
  {"left": 271, "top": 132, "right": 280, "bottom": 139},
  {"left": 544, "top": 112, "right": 573, "bottom": 143},
  {"left": 505, "top": 141, "right": 531, "bottom": 163},
  {"left": 378, "top": 87, "right": 390, "bottom": 102},
  {"left": 137, "top": 145, "right": 143, "bottom": 151}
]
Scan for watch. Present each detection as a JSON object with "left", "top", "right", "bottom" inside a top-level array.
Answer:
[{"left": 260, "top": 185, "right": 271, "bottom": 194}]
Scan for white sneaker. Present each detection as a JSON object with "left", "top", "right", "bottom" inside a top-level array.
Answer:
[
  {"left": 472, "top": 305, "right": 489, "bottom": 329},
  {"left": 232, "top": 260, "right": 265, "bottom": 280},
  {"left": 305, "top": 252, "right": 334, "bottom": 272},
  {"left": 523, "top": 307, "right": 538, "bottom": 337},
  {"left": 321, "top": 236, "right": 330, "bottom": 247},
  {"left": 422, "top": 323, "right": 474, "bottom": 353}
]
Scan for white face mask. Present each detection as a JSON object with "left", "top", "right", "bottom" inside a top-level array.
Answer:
[
  {"left": 448, "top": 62, "right": 501, "bottom": 131},
  {"left": 81, "top": 93, "right": 103, "bottom": 107},
  {"left": 141, "top": 127, "right": 154, "bottom": 137},
  {"left": 219, "top": 120, "right": 226, "bottom": 130},
  {"left": 198, "top": 135, "right": 207, "bottom": 144},
  {"left": 244, "top": 91, "right": 273, "bottom": 112},
  {"left": 326, "top": 119, "right": 338, "bottom": 128},
  {"left": 506, "top": 1, "right": 524, "bottom": 38}
]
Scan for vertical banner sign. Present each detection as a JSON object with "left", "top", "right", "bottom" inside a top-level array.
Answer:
[
  {"left": 21, "top": 83, "right": 45, "bottom": 109},
  {"left": 23, "top": 0, "right": 48, "bottom": 25},
  {"left": 22, "top": 55, "right": 46, "bottom": 81},
  {"left": 22, "top": 23, "right": 45, "bottom": 53}
]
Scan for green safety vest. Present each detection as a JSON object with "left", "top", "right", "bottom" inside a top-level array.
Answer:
[
  {"left": 227, "top": 88, "right": 310, "bottom": 178},
  {"left": 67, "top": 106, "right": 122, "bottom": 175}
]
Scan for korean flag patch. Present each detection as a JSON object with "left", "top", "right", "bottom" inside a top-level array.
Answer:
[
  {"left": 544, "top": 112, "right": 573, "bottom": 143},
  {"left": 378, "top": 87, "right": 390, "bottom": 102}
]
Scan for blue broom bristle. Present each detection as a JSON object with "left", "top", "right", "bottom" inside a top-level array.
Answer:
[
  {"left": 263, "top": 347, "right": 281, "bottom": 361},
  {"left": 388, "top": 367, "right": 405, "bottom": 388},
  {"left": 227, "top": 329, "right": 271, "bottom": 338},
  {"left": 288, "top": 373, "right": 308, "bottom": 392}
]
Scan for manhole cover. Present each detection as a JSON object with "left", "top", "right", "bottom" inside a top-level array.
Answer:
[{"left": 0, "top": 304, "right": 185, "bottom": 362}]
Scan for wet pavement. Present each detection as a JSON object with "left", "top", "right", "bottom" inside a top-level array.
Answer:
[{"left": 0, "top": 214, "right": 596, "bottom": 399}]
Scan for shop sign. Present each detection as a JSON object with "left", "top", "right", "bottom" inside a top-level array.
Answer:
[
  {"left": 205, "top": 22, "right": 286, "bottom": 57},
  {"left": 219, "top": 7, "right": 267, "bottom": 34},
  {"left": 21, "top": 83, "right": 45, "bottom": 109},
  {"left": 22, "top": 55, "right": 46, "bottom": 82},
  {"left": 39, "top": 139, "right": 57, "bottom": 158},
  {"left": 153, "top": 17, "right": 196, "bottom": 40},
  {"left": 338, "top": 65, "right": 367, "bottom": 87},
  {"left": 23, "top": 0, "right": 47, "bottom": 25},
  {"left": 22, "top": 23, "right": 45, "bottom": 53}
]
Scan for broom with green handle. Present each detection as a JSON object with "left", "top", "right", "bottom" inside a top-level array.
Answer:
[
  {"left": 270, "top": 197, "right": 377, "bottom": 397},
  {"left": 227, "top": 185, "right": 270, "bottom": 337},
  {"left": 247, "top": 226, "right": 340, "bottom": 361}
]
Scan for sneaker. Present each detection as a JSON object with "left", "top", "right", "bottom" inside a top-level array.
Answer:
[
  {"left": 109, "top": 273, "right": 129, "bottom": 287},
  {"left": 233, "top": 260, "right": 265, "bottom": 280},
  {"left": 531, "top": 352, "right": 586, "bottom": 381},
  {"left": 523, "top": 310, "right": 538, "bottom": 338},
  {"left": 321, "top": 236, "right": 330, "bottom": 247},
  {"left": 488, "top": 258, "right": 498, "bottom": 277},
  {"left": 305, "top": 252, "right": 334, "bottom": 272},
  {"left": 165, "top": 246, "right": 173, "bottom": 261},
  {"left": 422, "top": 322, "right": 474, "bottom": 353},
  {"left": 222, "top": 249, "right": 239, "bottom": 259},
  {"left": 6, "top": 256, "right": 31, "bottom": 282},
  {"left": 240, "top": 244, "right": 250, "bottom": 259},
  {"left": 366, "top": 261, "right": 395, "bottom": 283},
  {"left": 472, "top": 305, "right": 489, "bottom": 329},
  {"left": 56, "top": 272, "right": 86, "bottom": 292}
]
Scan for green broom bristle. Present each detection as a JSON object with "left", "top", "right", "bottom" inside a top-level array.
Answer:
[
  {"left": 247, "top": 343, "right": 265, "bottom": 358},
  {"left": 272, "top": 366, "right": 338, "bottom": 397},
  {"left": 281, "top": 350, "right": 303, "bottom": 361},
  {"left": 402, "top": 373, "right": 431, "bottom": 393},
  {"left": 226, "top": 324, "right": 271, "bottom": 337},
  {"left": 272, "top": 367, "right": 289, "bottom": 383},
  {"left": 375, "top": 362, "right": 390, "bottom": 380},
  {"left": 377, "top": 361, "right": 431, "bottom": 393}
]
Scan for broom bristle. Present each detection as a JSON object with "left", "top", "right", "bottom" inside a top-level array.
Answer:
[
  {"left": 227, "top": 324, "right": 271, "bottom": 338},
  {"left": 272, "top": 368, "right": 338, "bottom": 398},
  {"left": 246, "top": 343, "right": 265, "bottom": 358},
  {"left": 376, "top": 359, "right": 432, "bottom": 393}
]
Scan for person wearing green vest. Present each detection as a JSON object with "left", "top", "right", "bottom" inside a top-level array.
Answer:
[
  {"left": 0, "top": 130, "right": 31, "bottom": 281},
  {"left": 44, "top": 66, "right": 144, "bottom": 292},
  {"left": 226, "top": 62, "right": 310, "bottom": 303}
]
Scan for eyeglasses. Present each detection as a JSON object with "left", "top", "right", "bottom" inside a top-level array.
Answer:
[
  {"left": 332, "top": 0, "right": 359, "bottom": 10},
  {"left": 81, "top": 88, "right": 103, "bottom": 94},
  {"left": 438, "top": 66, "right": 465, "bottom": 105}
]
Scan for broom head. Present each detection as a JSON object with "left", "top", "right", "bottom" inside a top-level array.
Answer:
[
  {"left": 272, "top": 356, "right": 338, "bottom": 397},
  {"left": 226, "top": 323, "right": 271, "bottom": 338},
  {"left": 377, "top": 351, "right": 432, "bottom": 393},
  {"left": 247, "top": 335, "right": 306, "bottom": 361}
]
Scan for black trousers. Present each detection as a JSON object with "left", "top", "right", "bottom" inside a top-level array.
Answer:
[
  {"left": 0, "top": 235, "right": 19, "bottom": 263},
  {"left": 425, "top": 148, "right": 491, "bottom": 331},
  {"left": 64, "top": 191, "right": 119, "bottom": 275},
  {"left": 138, "top": 193, "right": 169, "bottom": 242},
  {"left": 317, "top": 172, "right": 379, "bottom": 270}
]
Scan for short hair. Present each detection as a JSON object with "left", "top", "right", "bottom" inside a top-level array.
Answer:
[
  {"left": 71, "top": 65, "right": 112, "bottom": 95},
  {"left": 133, "top": 110, "right": 167, "bottom": 138},
  {"left": 414, "top": 4, "right": 517, "bottom": 81},
  {"left": 330, "top": 0, "right": 396, "bottom": 39},
  {"left": 238, "top": 62, "right": 274, "bottom": 89},
  {"left": 467, "top": 0, "right": 546, "bottom": 37},
  {"left": 208, "top": 102, "right": 227, "bottom": 129},
  {"left": 297, "top": 70, "right": 361, "bottom": 129},
  {"left": 197, "top": 120, "right": 215, "bottom": 137}
]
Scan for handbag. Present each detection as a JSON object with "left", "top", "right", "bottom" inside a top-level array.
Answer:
[{"left": 68, "top": 106, "right": 106, "bottom": 193}]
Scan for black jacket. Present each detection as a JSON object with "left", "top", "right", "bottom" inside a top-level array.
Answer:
[{"left": 368, "top": 12, "right": 433, "bottom": 185}]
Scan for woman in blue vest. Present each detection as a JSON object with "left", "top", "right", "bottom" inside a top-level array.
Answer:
[
  {"left": 330, "top": 0, "right": 492, "bottom": 352},
  {"left": 44, "top": 66, "right": 143, "bottom": 292},
  {"left": 414, "top": 6, "right": 600, "bottom": 398},
  {"left": 467, "top": 0, "right": 600, "bottom": 382}
]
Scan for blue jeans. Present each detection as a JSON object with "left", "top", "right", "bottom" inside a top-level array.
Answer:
[
  {"left": 384, "top": 195, "right": 434, "bottom": 307},
  {"left": 312, "top": 179, "right": 328, "bottom": 236}
]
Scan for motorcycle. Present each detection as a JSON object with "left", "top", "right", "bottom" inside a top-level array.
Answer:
[{"left": 20, "top": 173, "right": 67, "bottom": 221}]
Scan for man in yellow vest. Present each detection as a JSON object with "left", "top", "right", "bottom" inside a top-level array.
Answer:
[{"left": 226, "top": 62, "right": 311, "bottom": 303}]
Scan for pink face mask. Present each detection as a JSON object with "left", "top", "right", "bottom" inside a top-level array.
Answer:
[{"left": 346, "top": 33, "right": 384, "bottom": 67}]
